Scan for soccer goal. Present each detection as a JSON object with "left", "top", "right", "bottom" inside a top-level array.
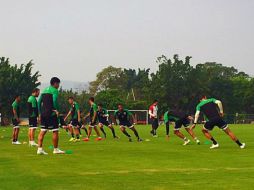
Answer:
[{"left": 108, "top": 110, "right": 149, "bottom": 125}]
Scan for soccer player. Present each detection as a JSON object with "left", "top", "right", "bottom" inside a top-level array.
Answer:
[
  {"left": 165, "top": 108, "right": 200, "bottom": 145},
  {"left": 37, "top": 77, "right": 65, "bottom": 155},
  {"left": 191, "top": 95, "right": 245, "bottom": 149},
  {"left": 27, "top": 88, "right": 40, "bottom": 147},
  {"left": 149, "top": 100, "right": 159, "bottom": 137},
  {"left": 12, "top": 95, "right": 22, "bottom": 145},
  {"left": 97, "top": 103, "right": 118, "bottom": 139},
  {"left": 83, "top": 97, "right": 102, "bottom": 141},
  {"left": 114, "top": 104, "right": 142, "bottom": 142},
  {"left": 64, "top": 97, "right": 81, "bottom": 142}
]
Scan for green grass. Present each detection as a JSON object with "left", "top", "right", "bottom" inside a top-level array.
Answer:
[{"left": 0, "top": 124, "right": 253, "bottom": 190}]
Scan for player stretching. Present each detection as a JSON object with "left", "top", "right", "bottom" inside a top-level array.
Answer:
[
  {"left": 165, "top": 109, "right": 200, "bottom": 145},
  {"left": 83, "top": 97, "right": 102, "bottom": 141},
  {"left": 27, "top": 88, "right": 40, "bottom": 147},
  {"left": 114, "top": 104, "right": 142, "bottom": 142},
  {"left": 149, "top": 100, "right": 159, "bottom": 137},
  {"left": 192, "top": 96, "right": 245, "bottom": 149},
  {"left": 64, "top": 97, "right": 81, "bottom": 142},
  {"left": 11, "top": 95, "right": 22, "bottom": 145},
  {"left": 37, "top": 77, "right": 65, "bottom": 155},
  {"left": 97, "top": 103, "right": 118, "bottom": 139}
]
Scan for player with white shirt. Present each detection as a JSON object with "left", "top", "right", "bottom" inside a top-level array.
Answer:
[{"left": 149, "top": 100, "right": 159, "bottom": 137}]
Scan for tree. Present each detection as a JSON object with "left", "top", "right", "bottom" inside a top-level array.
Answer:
[
  {"left": 0, "top": 57, "right": 40, "bottom": 120},
  {"left": 89, "top": 66, "right": 122, "bottom": 95}
]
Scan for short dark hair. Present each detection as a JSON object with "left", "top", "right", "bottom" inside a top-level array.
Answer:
[
  {"left": 68, "top": 97, "right": 74, "bottom": 100},
  {"left": 32, "top": 88, "right": 40, "bottom": 93},
  {"left": 118, "top": 103, "right": 123, "bottom": 106},
  {"left": 98, "top": 103, "right": 103, "bottom": 107},
  {"left": 153, "top": 99, "right": 158, "bottom": 103},
  {"left": 50, "top": 77, "right": 61, "bottom": 85},
  {"left": 89, "top": 97, "right": 95, "bottom": 102}
]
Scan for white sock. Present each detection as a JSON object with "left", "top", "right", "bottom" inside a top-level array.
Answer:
[{"left": 38, "top": 147, "right": 43, "bottom": 151}]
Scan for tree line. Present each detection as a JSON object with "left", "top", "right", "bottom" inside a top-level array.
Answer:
[{"left": 1, "top": 55, "right": 253, "bottom": 124}]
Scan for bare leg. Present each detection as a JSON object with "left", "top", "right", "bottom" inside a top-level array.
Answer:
[
  {"left": 223, "top": 127, "right": 243, "bottom": 146},
  {"left": 94, "top": 126, "right": 101, "bottom": 137},
  {"left": 52, "top": 131, "right": 59, "bottom": 148},
  {"left": 174, "top": 130, "right": 186, "bottom": 140},
  {"left": 202, "top": 128, "right": 218, "bottom": 145},
  {"left": 38, "top": 130, "right": 47, "bottom": 148}
]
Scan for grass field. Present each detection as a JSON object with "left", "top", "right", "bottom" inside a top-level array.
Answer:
[{"left": 0, "top": 124, "right": 254, "bottom": 190}]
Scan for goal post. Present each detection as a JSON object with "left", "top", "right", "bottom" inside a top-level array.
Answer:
[{"left": 108, "top": 110, "right": 149, "bottom": 125}]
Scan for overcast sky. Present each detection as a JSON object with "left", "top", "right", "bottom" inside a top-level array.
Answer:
[{"left": 1, "top": 0, "right": 253, "bottom": 83}]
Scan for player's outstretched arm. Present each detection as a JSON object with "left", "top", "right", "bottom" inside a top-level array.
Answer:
[
  {"left": 215, "top": 100, "right": 224, "bottom": 117},
  {"left": 64, "top": 111, "right": 71, "bottom": 121}
]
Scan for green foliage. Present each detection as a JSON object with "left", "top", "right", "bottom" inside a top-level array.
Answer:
[{"left": 0, "top": 57, "right": 40, "bottom": 118}]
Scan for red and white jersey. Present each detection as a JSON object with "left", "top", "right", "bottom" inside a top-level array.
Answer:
[{"left": 149, "top": 104, "right": 158, "bottom": 119}]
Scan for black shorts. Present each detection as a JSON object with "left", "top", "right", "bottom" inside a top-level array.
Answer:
[
  {"left": 12, "top": 119, "right": 20, "bottom": 128},
  {"left": 29, "top": 117, "right": 38, "bottom": 128},
  {"left": 41, "top": 115, "right": 59, "bottom": 131},
  {"left": 70, "top": 119, "right": 81, "bottom": 127},
  {"left": 151, "top": 118, "right": 159, "bottom": 128},
  {"left": 119, "top": 121, "right": 133, "bottom": 128},
  {"left": 99, "top": 120, "right": 110, "bottom": 127},
  {"left": 204, "top": 118, "right": 228, "bottom": 131},
  {"left": 174, "top": 118, "right": 191, "bottom": 130}
]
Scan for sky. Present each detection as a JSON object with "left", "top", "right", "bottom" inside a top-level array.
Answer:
[{"left": 0, "top": 0, "right": 254, "bottom": 83}]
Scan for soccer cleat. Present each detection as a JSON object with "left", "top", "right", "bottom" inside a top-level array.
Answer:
[
  {"left": 196, "top": 140, "right": 201, "bottom": 145},
  {"left": 74, "top": 139, "right": 80, "bottom": 142},
  {"left": 69, "top": 137, "right": 75, "bottom": 142},
  {"left": 138, "top": 138, "right": 143, "bottom": 142},
  {"left": 53, "top": 148, "right": 65, "bottom": 154},
  {"left": 152, "top": 135, "right": 158, "bottom": 138},
  {"left": 240, "top": 143, "right": 246, "bottom": 149},
  {"left": 29, "top": 142, "right": 38, "bottom": 147},
  {"left": 183, "top": 139, "right": 190, "bottom": 146},
  {"left": 12, "top": 141, "right": 22, "bottom": 145},
  {"left": 37, "top": 149, "right": 48, "bottom": 155},
  {"left": 210, "top": 143, "right": 219, "bottom": 149},
  {"left": 114, "top": 136, "right": 120, "bottom": 139},
  {"left": 95, "top": 137, "right": 103, "bottom": 141},
  {"left": 83, "top": 138, "right": 89, "bottom": 142},
  {"left": 128, "top": 138, "right": 133, "bottom": 142}
]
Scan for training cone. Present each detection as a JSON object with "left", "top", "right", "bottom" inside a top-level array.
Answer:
[
  {"left": 65, "top": 150, "right": 73, "bottom": 154},
  {"left": 49, "top": 145, "right": 54, "bottom": 150}
]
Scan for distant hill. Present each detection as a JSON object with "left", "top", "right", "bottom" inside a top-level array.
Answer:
[{"left": 40, "top": 81, "right": 89, "bottom": 92}]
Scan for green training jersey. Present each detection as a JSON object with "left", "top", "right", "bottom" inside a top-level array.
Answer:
[
  {"left": 12, "top": 100, "right": 20, "bottom": 119},
  {"left": 114, "top": 109, "right": 132, "bottom": 123},
  {"left": 196, "top": 98, "right": 221, "bottom": 121},
  {"left": 27, "top": 95, "right": 38, "bottom": 118},
  {"left": 70, "top": 102, "right": 80, "bottom": 120},
  {"left": 38, "top": 86, "right": 59, "bottom": 117}
]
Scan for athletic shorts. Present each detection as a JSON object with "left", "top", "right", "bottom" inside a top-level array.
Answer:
[
  {"left": 29, "top": 117, "right": 38, "bottom": 128},
  {"left": 151, "top": 118, "right": 159, "bottom": 128},
  {"left": 174, "top": 118, "right": 191, "bottom": 130},
  {"left": 99, "top": 121, "right": 110, "bottom": 127},
  {"left": 119, "top": 121, "right": 133, "bottom": 128},
  {"left": 12, "top": 119, "right": 20, "bottom": 128},
  {"left": 41, "top": 115, "right": 59, "bottom": 131},
  {"left": 70, "top": 119, "right": 81, "bottom": 128},
  {"left": 204, "top": 118, "right": 228, "bottom": 131}
]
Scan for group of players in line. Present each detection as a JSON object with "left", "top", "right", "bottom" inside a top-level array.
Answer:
[{"left": 10, "top": 77, "right": 246, "bottom": 155}]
